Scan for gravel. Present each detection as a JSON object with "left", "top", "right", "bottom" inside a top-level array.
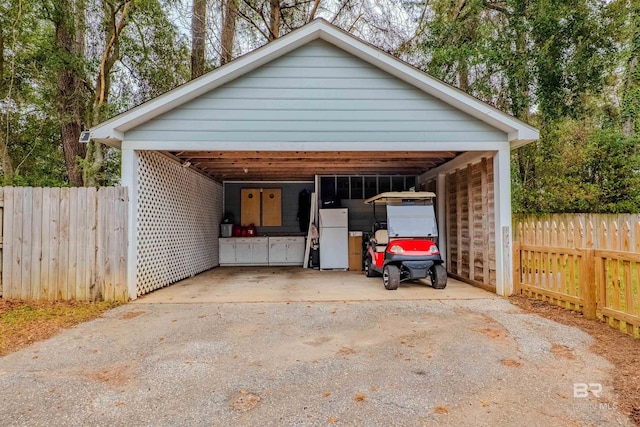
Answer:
[{"left": 0, "top": 299, "right": 632, "bottom": 426}]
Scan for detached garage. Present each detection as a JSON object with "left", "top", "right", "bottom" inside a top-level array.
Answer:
[{"left": 90, "top": 19, "right": 538, "bottom": 300}]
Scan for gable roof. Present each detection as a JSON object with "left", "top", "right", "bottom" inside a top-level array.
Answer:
[{"left": 91, "top": 18, "right": 539, "bottom": 149}]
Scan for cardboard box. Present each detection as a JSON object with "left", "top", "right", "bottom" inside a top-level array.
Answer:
[{"left": 348, "top": 231, "right": 363, "bottom": 271}]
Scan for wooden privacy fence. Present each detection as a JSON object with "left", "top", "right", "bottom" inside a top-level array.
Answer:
[
  {"left": 0, "top": 187, "right": 128, "bottom": 302},
  {"left": 513, "top": 216, "right": 640, "bottom": 337}
]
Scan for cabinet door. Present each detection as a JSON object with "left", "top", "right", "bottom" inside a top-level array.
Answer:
[
  {"left": 251, "top": 239, "right": 269, "bottom": 265},
  {"left": 219, "top": 239, "right": 236, "bottom": 264},
  {"left": 241, "top": 189, "right": 261, "bottom": 226},
  {"left": 285, "top": 238, "right": 306, "bottom": 264},
  {"left": 269, "top": 239, "right": 288, "bottom": 264},
  {"left": 235, "top": 239, "right": 252, "bottom": 264}
]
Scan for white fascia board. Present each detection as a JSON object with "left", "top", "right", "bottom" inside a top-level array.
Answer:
[
  {"left": 316, "top": 26, "right": 539, "bottom": 145},
  {"left": 91, "top": 130, "right": 124, "bottom": 149},
  {"left": 121, "top": 140, "right": 505, "bottom": 152}
]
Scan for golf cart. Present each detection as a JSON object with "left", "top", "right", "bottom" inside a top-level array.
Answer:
[{"left": 363, "top": 192, "right": 447, "bottom": 290}]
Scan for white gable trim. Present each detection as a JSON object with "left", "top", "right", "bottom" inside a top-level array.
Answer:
[{"left": 91, "top": 19, "right": 538, "bottom": 149}]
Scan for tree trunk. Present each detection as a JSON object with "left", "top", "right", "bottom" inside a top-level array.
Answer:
[
  {"left": 269, "top": 0, "right": 280, "bottom": 41},
  {"left": 220, "top": 0, "right": 237, "bottom": 65},
  {"left": 458, "top": 60, "right": 469, "bottom": 92},
  {"left": 191, "top": 0, "right": 207, "bottom": 79},
  {"left": 54, "top": 0, "right": 87, "bottom": 187}
]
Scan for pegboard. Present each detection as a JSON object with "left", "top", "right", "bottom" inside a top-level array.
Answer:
[{"left": 136, "top": 151, "right": 222, "bottom": 296}]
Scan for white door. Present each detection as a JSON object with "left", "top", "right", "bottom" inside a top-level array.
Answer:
[
  {"left": 320, "top": 227, "right": 348, "bottom": 269},
  {"left": 219, "top": 239, "right": 236, "bottom": 264},
  {"left": 319, "top": 209, "right": 348, "bottom": 228},
  {"left": 251, "top": 239, "right": 269, "bottom": 265},
  {"left": 269, "top": 239, "right": 288, "bottom": 264},
  {"left": 235, "top": 239, "right": 252, "bottom": 264},
  {"left": 286, "top": 237, "right": 306, "bottom": 264}
]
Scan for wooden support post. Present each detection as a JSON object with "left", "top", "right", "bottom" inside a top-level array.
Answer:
[
  {"left": 513, "top": 241, "right": 521, "bottom": 295},
  {"left": 581, "top": 248, "right": 597, "bottom": 320}
]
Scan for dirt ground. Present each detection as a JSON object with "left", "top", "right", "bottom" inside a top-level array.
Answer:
[
  {"left": 509, "top": 295, "right": 640, "bottom": 426},
  {"left": 0, "top": 299, "right": 119, "bottom": 356}
]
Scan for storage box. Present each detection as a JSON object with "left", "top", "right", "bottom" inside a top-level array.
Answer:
[
  {"left": 348, "top": 231, "right": 363, "bottom": 271},
  {"left": 220, "top": 223, "right": 233, "bottom": 238}
]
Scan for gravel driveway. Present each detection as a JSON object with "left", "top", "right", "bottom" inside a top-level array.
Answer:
[{"left": 0, "top": 299, "right": 632, "bottom": 426}]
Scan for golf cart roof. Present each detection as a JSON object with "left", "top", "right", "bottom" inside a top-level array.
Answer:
[{"left": 364, "top": 191, "right": 437, "bottom": 205}]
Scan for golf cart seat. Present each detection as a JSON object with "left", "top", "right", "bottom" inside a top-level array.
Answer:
[{"left": 373, "top": 229, "right": 389, "bottom": 252}]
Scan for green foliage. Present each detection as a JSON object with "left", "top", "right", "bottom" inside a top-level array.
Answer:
[
  {"left": 409, "top": 0, "right": 640, "bottom": 213},
  {"left": 512, "top": 117, "right": 640, "bottom": 213}
]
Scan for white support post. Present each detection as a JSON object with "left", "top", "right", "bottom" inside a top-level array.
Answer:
[
  {"left": 121, "top": 146, "right": 139, "bottom": 300},
  {"left": 436, "top": 173, "right": 447, "bottom": 262},
  {"left": 493, "top": 145, "right": 512, "bottom": 296}
]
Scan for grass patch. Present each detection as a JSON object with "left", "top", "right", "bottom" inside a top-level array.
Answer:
[{"left": 0, "top": 299, "right": 121, "bottom": 356}]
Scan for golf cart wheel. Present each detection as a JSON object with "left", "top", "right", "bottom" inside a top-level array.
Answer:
[
  {"left": 430, "top": 264, "right": 447, "bottom": 289},
  {"left": 364, "top": 257, "right": 376, "bottom": 278},
  {"left": 383, "top": 265, "right": 400, "bottom": 290}
]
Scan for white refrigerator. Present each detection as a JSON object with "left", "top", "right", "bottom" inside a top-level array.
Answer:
[{"left": 319, "top": 208, "right": 349, "bottom": 270}]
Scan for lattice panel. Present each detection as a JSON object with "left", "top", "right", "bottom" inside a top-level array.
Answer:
[{"left": 136, "top": 151, "right": 222, "bottom": 296}]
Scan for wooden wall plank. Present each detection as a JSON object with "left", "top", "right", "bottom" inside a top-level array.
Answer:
[
  {"left": 12, "top": 187, "right": 23, "bottom": 298},
  {"left": 455, "top": 169, "right": 462, "bottom": 276},
  {"left": 20, "top": 188, "right": 32, "bottom": 299},
  {"left": 67, "top": 187, "right": 78, "bottom": 300},
  {"left": 75, "top": 188, "right": 87, "bottom": 301},
  {"left": 86, "top": 188, "right": 97, "bottom": 301},
  {"left": 58, "top": 188, "right": 70, "bottom": 300},
  {"left": 40, "top": 188, "right": 51, "bottom": 300},
  {"left": 95, "top": 188, "right": 104, "bottom": 301},
  {"left": 0, "top": 187, "right": 3, "bottom": 297},
  {"left": 47, "top": 188, "right": 60, "bottom": 300},
  {"left": 2, "top": 188, "right": 12, "bottom": 298},
  {"left": 30, "top": 188, "right": 43, "bottom": 300},
  {"left": 115, "top": 188, "right": 128, "bottom": 301}
]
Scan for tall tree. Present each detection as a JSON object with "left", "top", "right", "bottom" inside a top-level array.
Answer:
[
  {"left": 621, "top": 0, "right": 640, "bottom": 137},
  {"left": 221, "top": 0, "right": 238, "bottom": 65},
  {"left": 191, "top": 0, "right": 207, "bottom": 78},
  {"left": 52, "top": 0, "right": 88, "bottom": 186}
]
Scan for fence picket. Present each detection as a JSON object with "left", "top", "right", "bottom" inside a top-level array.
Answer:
[
  {"left": 30, "top": 188, "right": 42, "bottom": 300},
  {"left": 12, "top": 188, "right": 23, "bottom": 298},
  {"left": 2, "top": 188, "right": 12, "bottom": 298}
]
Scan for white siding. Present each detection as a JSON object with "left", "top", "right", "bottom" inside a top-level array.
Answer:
[
  {"left": 126, "top": 40, "right": 506, "bottom": 145},
  {"left": 136, "top": 151, "right": 222, "bottom": 296}
]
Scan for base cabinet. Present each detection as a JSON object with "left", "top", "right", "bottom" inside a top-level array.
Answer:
[
  {"left": 219, "top": 237, "right": 304, "bottom": 266},
  {"left": 268, "top": 237, "right": 305, "bottom": 266},
  {"left": 219, "top": 238, "right": 269, "bottom": 265}
]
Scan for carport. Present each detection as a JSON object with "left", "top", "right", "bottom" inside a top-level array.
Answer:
[{"left": 90, "top": 19, "right": 538, "bottom": 300}]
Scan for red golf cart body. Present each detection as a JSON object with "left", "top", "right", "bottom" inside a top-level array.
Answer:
[{"left": 363, "top": 192, "right": 447, "bottom": 290}]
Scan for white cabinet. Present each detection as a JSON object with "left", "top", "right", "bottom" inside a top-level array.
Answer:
[
  {"left": 219, "top": 237, "right": 304, "bottom": 266},
  {"left": 269, "top": 237, "right": 305, "bottom": 266},
  {"left": 219, "top": 238, "right": 237, "bottom": 264},
  {"left": 219, "top": 237, "right": 269, "bottom": 265}
]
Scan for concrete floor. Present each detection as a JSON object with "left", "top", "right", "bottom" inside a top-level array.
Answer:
[{"left": 134, "top": 266, "right": 498, "bottom": 304}]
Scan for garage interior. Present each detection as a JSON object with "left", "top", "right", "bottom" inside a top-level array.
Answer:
[{"left": 132, "top": 148, "right": 497, "bottom": 299}]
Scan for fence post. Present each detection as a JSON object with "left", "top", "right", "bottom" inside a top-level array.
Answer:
[
  {"left": 512, "top": 241, "right": 521, "bottom": 295},
  {"left": 581, "top": 249, "right": 597, "bottom": 320}
]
